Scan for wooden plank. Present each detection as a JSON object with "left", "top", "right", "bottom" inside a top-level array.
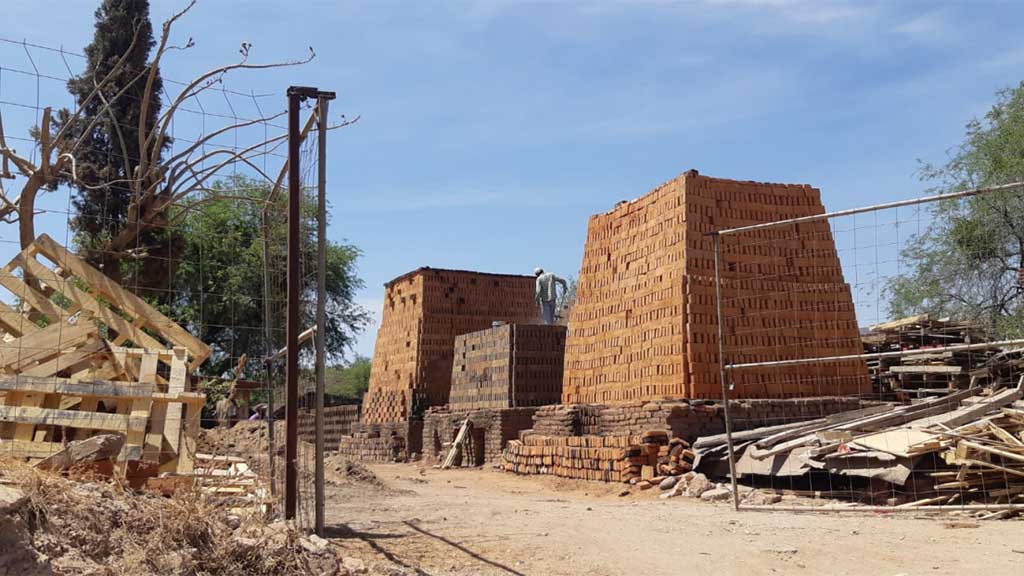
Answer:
[
  {"left": 163, "top": 347, "right": 187, "bottom": 455},
  {"left": 0, "top": 270, "right": 67, "bottom": 324},
  {"left": 0, "top": 438, "right": 66, "bottom": 459},
  {"left": 0, "top": 301, "right": 40, "bottom": 337},
  {"left": 915, "top": 387, "right": 1023, "bottom": 429},
  {"left": 124, "top": 397, "right": 152, "bottom": 461},
  {"left": 0, "top": 404, "right": 147, "bottom": 433},
  {"left": 890, "top": 365, "right": 962, "bottom": 374},
  {"left": 960, "top": 440, "right": 1024, "bottom": 465},
  {"left": 31, "top": 234, "right": 210, "bottom": 368},
  {"left": 176, "top": 401, "right": 201, "bottom": 474},
  {"left": 0, "top": 374, "right": 157, "bottom": 399},
  {"left": 19, "top": 338, "right": 106, "bottom": 378},
  {"left": 19, "top": 254, "right": 166, "bottom": 352},
  {"left": 868, "top": 314, "right": 932, "bottom": 332},
  {"left": 0, "top": 322, "right": 97, "bottom": 372}
]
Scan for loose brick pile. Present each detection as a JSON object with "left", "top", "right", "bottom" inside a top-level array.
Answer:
[
  {"left": 361, "top": 268, "right": 537, "bottom": 424},
  {"left": 501, "top": 433, "right": 666, "bottom": 482},
  {"left": 422, "top": 407, "right": 537, "bottom": 464},
  {"left": 449, "top": 324, "right": 566, "bottom": 411},
  {"left": 297, "top": 404, "right": 359, "bottom": 448},
  {"left": 564, "top": 170, "right": 869, "bottom": 405}
]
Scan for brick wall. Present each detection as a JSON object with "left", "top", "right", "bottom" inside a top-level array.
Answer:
[
  {"left": 361, "top": 268, "right": 538, "bottom": 424},
  {"left": 449, "top": 324, "right": 565, "bottom": 411},
  {"left": 336, "top": 421, "right": 424, "bottom": 463},
  {"left": 528, "top": 397, "right": 870, "bottom": 443},
  {"left": 296, "top": 404, "right": 360, "bottom": 447},
  {"left": 423, "top": 407, "right": 538, "bottom": 465},
  {"left": 563, "top": 170, "right": 869, "bottom": 404}
]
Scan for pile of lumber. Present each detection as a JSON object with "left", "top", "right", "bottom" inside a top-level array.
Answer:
[
  {"left": 862, "top": 314, "right": 1002, "bottom": 395},
  {"left": 0, "top": 235, "right": 209, "bottom": 477},
  {"left": 361, "top": 268, "right": 537, "bottom": 424},
  {"left": 695, "top": 381, "right": 1024, "bottom": 511}
]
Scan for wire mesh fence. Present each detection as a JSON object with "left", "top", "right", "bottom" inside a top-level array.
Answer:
[
  {"left": 0, "top": 36, "right": 327, "bottom": 531},
  {"left": 710, "top": 182, "right": 1024, "bottom": 512}
]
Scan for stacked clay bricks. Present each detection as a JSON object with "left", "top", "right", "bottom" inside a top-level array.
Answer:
[
  {"left": 563, "top": 170, "right": 869, "bottom": 405},
  {"left": 362, "top": 268, "right": 537, "bottom": 424},
  {"left": 531, "top": 404, "right": 604, "bottom": 436},
  {"left": 336, "top": 422, "right": 424, "bottom": 462},
  {"left": 449, "top": 324, "right": 566, "bottom": 411},
  {"left": 423, "top": 407, "right": 537, "bottom": 464},
  {"left": 297, "top": 405, "right": 359, "bottom": 447},
  {"left": 501, "top": 432, "right": 666, "bottom": 482}
]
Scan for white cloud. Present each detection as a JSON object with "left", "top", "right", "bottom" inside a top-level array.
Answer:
[{"left": 892, "top": 10, "right": 949, "bottom": 40}]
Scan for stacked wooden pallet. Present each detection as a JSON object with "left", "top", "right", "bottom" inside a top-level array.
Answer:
[
  {"left": 362, "top": 268, "right": 537, "bottom": 424},
  {"left": 862, "top": 315, "right": 1001, "bottom": 395},
  {"left": 501, "top": 432, "right": 665, "bottom": 483},
  {"left": 449, "top": 323, "right": 566, "bottom": 411},
  {"left": 0, "top": 235, "right": 209, "bottom": 475},
  {"left": 564, "top": 170, "right": 868, "bottom": 405}
]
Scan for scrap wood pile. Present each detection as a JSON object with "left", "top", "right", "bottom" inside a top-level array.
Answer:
[
  {"left": 695, "top": 381, "right": 1024, "bottom": 516},
  {"left": 501, "top": 430, "right": 695, "bottom": 484},
  {"left": 0, "top": 234, "right": 255, "bottom": 496},
  {"left": 862, "top": 314, "right": 1006, "bottom": 395}
]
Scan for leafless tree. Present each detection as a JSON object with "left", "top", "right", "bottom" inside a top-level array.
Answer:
[{"left": 0, "top": 1, "right": 354, "bottom": 279}]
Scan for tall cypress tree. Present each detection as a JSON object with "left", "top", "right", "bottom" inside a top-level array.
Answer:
[{"left": 58, "top": 0, "right": 176, "bottom": 293}]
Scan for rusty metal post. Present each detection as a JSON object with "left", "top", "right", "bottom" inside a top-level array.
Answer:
[
  {"left": 314, "top": 92, "right": 334, "bottom": 535},
  {"left": 285, "top": 86, "right": 306, "bottom": 520},
  {"left": 712, "top": 234, "right": 741, "bottom": 512}
]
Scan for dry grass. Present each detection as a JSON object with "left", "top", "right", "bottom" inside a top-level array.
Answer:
[{"left": 0, "top": 458, "right": 341, "bottom": 576}]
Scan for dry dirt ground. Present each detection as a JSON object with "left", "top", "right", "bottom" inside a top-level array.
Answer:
[{"left": 324, "top": 463, "right": 1024, "bottom": 576}]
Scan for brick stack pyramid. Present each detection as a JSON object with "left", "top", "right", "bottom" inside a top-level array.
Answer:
[
  {"left": 361, "top": 268, "right": 538, "bottom": 424},
  {"left": 563, "top": 170, "right": 868, "bottom": 404}
]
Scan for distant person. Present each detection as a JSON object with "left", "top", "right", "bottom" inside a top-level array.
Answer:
[{"left": 534, "top": 267, "right": 568, "bottom": 325}]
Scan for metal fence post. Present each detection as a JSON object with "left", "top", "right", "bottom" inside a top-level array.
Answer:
[
  {"left": 315, "top": 92, "right": 335, "bottom": 535},
  {"left": 712, "top": 233, "right": 741, "bottom": 512},
  {"left": 285, "top": 86, "right": 304, "bottom": 520}
]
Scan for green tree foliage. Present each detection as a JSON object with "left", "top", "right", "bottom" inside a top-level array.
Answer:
[
  {"left": 325, "top": 355, "right": 372, "bottom": 401},
  {"left": 168, "top": 175, "right": 370, "bottom": 377},
  {"left": 55, "top": 0, "right": 176, "bottom": 289},
  {"left": 889, "top": 82, "right": 1024, "bottom": 336}
]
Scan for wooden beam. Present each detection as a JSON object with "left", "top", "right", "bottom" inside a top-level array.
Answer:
[
  {"left": 18, "top": 255, "right": 166, "bottom": 351},
  {"left": 0, "top": 374, "right": 156, "bottom": 398},
  {"left": 19, "top": 338, "right": 106, "bottom": 378},
  {"left": 0, "top": 322, "right": 97, "bottom": 371},
  {"left": 0, "top": 404, "right": 147, "bottom": 433},
  {"left": 0, "top": 301, "right": 39, "bottom": 337},
  {"left": 0, "top": 438, "right": 66, "bottom": 459}
]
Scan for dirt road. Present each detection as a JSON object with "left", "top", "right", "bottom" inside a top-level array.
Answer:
[{"left": 323, "top": 463, "right": 1024, "bottom": 576}]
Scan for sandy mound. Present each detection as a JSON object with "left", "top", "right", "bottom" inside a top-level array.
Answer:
[{"left": 325, "top": 455, "right": 384, "bottom": 487}]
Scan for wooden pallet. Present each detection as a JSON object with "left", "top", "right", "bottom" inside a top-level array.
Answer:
[
  {"left": 0, "top": 234, "right": 210, "bottom": 371},
  {"left": 0, "top": 235, "right": 209, "bottom": 475}
]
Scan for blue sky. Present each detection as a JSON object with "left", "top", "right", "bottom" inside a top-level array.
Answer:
[{"left": 2, "top": 0, "right": 1023, "bottom": 360}]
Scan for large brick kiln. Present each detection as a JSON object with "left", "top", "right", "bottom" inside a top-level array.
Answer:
[
  {"left": 563, "top": 170, "right": 869, "bottom": 404},
  {"left": 360, "top": 268, "right": 538, "bottom": 424}
]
